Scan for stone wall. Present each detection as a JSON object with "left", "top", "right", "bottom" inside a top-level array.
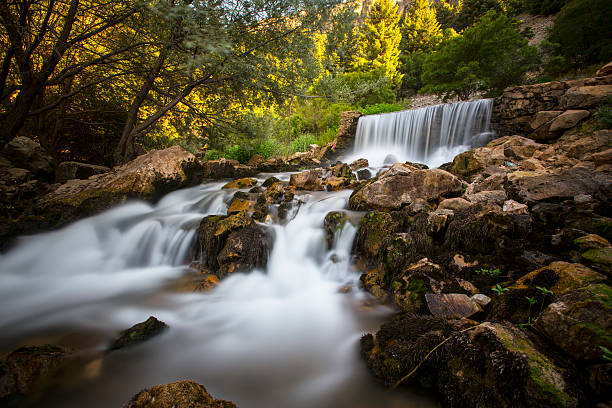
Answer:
[
  {"left": 334, "top": 111, "right": 363, "bottom": 154},
  {"left": 493, "top": 64, "right": 612, "bottom": 140}
]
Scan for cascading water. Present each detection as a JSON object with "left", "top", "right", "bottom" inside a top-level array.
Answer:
[
  {"left": 0, "top": 175, "right": 435, "bottom": 408},
  {"left": 346, "top": 99, "right": 494, "bottom": 168}
]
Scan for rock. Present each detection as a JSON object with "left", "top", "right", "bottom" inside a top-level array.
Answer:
[
  {"left": 582, "top": 247, "right": 612, "bottom": 267},
  {"left": 350, "top": 158, "right": 369, "bottom": 170},
  {"left": 354, "top": 211, "right": 398, "bottom": 260},
  {"left": 123, "top": 380, "right": 237, "bottom": 408},
  {"left": 0, "top": 345, "right": 70, "bottom": 398},
  {"left": 471, "top": 293, "right": 491, "bottom": 307},
  {"left": 590, "top": 148, "right": 612, "bottom": 165},
  {"left": 360, "top": 268, "right": 387, "bottom": 302},
  {"left": 349, "top": 166, "right": 463, "bottom": 211},
  {"left": 427, "top": 208, "right": 454, "bottom": 235},
  {"left": 55, "top": 161, "right": 110, "bottom": 183},
  {"left": 425, "top": 293, "right": 481, "bottom": 318},
  {"left": 549, "top": 110, "right": 591, "bottom": 132},
  {"left": 574, "top": 234, "right": 611, "bottom": 250},
  {"left": 438, "top": 197, "right": 471, "bottom": 212},
  {"left": 453, "top": 254, "right": 479, "bottom": 271},
  {"left": 335, "top": 111, "right": 362, "bottom": 152},
  {"left": 263, "top": 181, "right": 285, "bottom": 203},
  {"left": 3, "top": 136, "right": 54, "bottom": 180},
  {"left": 196, "top": 212, "right": 269, "bottom": 278},
  {"left": 449, "top": 144, "right": 506, "bottom": 180},
  {"left": 503, "top": 199, "right": 528, "bottom": 215},
  {"left": 193, "top": 275, "right": 220, "bottom": 292},
  {"left": 506, "top": 167, "right": 611, "bottom": 205},
  {"left": 330, "top": 163, "right": 354, "bottom": 179},
  {"left": 560, "top": 85, "right": 612, "bottom": 109},
  {"left": 513, "top": 261, "right": 606, "bottom": 296},
  {"left": 227, "top": 198, "right": 253, "bottom": 215},
  {"left": 262, "top": 176, "right": 279, "bottom": 187},
  {"left": 529, "top": 110, "right": 562, "bottom": 130},
  {"left": 465, "top": 190, "right": 507, "bottom": 205},
  {"left": 222, "top": 177, "right": 257, "bottom": 189},
  {"left": 356, "top": 168, "right": 371, "bottom": 180},
  {"left": 247, "top": 154, "right": 265, "bottom": 167},
  {"left": 39, "top": 146, "right": 204, "bottom": 225},
  {"left": 536, "top": 284, "right": 612, "bottom": 361},
  {"left": 109, "top": 316, "right": 168, "bottom": 350},
  {"left": 595, "top": 61, "right": 612, "bottom": 77},
  {"left": 383, "top": 154, "right": 398, "bottom": 165},
  {"left": 324, "top": 176, "right": 349, "bottom": 191},
  {"left": 203, "top": 158, "right": 256, "bottom": 179},
  {"left": 289, "top": 170, "right": 323, "bottom": 191},
  {"left": 324, "top": 211, "right": 348, "bottom": 249}
]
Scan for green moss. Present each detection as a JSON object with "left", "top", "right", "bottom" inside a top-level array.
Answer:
[
  {"left": 382, "top": 358, "right": 401, "bottom": 381},
  {"left": 582, "top": 248, "right": 612, "bottom": 265},
  {"left": 596, "top": 220, "right": 612, "bottom": 240},
  {"left": 407, "top": 278, "right": 427, "bottom": 303}
]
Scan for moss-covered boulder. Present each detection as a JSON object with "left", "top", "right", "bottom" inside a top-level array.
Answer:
[
  {"left": 221, "top": 177, "right": 257, "bottom": 189},
  {"left": 123, "top": 380, "right": 237, "bottom": 408},
  {"left": 513, "top": 262, "right": 606, "bottom": 295},
  {"left": 110, "top": 316, "right": 169, "bottom": 350},
  {"left": 536, "top": 284, "right": 612, "bottom": 361},
  {"left": 574, "top": 234, "right": 611, "bottom": 250},
  {"left": 324, "top": 211, "right": 348, "bottom": 249}
]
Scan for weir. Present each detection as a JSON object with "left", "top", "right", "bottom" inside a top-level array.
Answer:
[{"left": 348, "top": 99, "right": 494, "bottom": 168}]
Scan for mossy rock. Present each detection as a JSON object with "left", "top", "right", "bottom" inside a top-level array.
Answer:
[
  {"left": 123, "top": 380, "right": 237, "bottom": 408},
  {"left": 355, "top": 211, "right": 397, "bottom": 260},
  {"left": 513, "top": 261, "right": 606, "bottom": 296},
  {"left": 109, "top": 316, "right": 169, "bottom": 350},
  {"left": 221, "top": 177, "right": 257, "bottom": 189},
  {"left": 582, "top": 247, "right": 612, "bottom": 266},
  {"left": 323, "top": 211, "right": 348, "bottom": 249}
]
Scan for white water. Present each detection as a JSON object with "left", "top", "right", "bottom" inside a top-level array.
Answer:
[
  {"left": 345, "top": 99, "right": 494, "bottom": 168},
  {"left": 0, "top": 176, "right": 435, "bottom": 407}
]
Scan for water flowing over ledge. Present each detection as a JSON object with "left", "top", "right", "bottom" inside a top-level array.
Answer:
[{"left": 346, "top": 99, "right": 494, "bottom": 168}]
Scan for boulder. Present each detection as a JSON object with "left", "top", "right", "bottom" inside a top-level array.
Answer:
[
  {"left": 222, "top": 178, "right": 257, "bottom": 189},
  {"left": 513, "top": 262, "right": 605, "bottom": 296},
  {"left": 349, "top": 166, "right": 463, "bottom": 211},
  {"left": 203, "top": 158, "right": 256, "bottom": 179},
  {"left": 289, "top": 170, "right": 323, "bottom": 191},
  {"left": 247, "top": 154, "right": 265, "bottom": 167},
  {"left": 196, "top": 212, "right": 269, "bottom": 278},
  {"left": 324, "top": 211, "right": 348, "bottom": 249},
  {"left": 324, "top": 176, "right": 349, "bottom": 191},
  {"left": 529, "top": 111, "right": 562, "bottom": 130},
  {"left": 438, "top": 197, "right": 472, "bottom": 212},
  {"left": 549, "top": 110, "right": 590, "bottom": 133},
  {"left": 582, "top": 247, "right": 612, "bottom": 267},
  {"left": 595, "top": 61, "right": 612, "bottom": 77},
  {"left": 55, "top": 161, "right": 110, "bottom": 183},
  {"left": 3, "top": 136, "right": 54, "bottom": 180},
  {"left": 465, "top": 190, "right": 507, "bottom": 205},
  {"left": 39, "top": 146, "right": 203, "bottom": 225},
  {"left": 425, "top": 293, "right": 481, "bottom": 318},
  {"left": 357, "top": 168, "right": 372, "bottom": 180},
  {"left": 227, "top": 198, "right": 254, "bottom": 215},
  {"left": 350, "top": 158, "right": 369, "bottom": 170},
  {"left": 0, "top": 345, "right": 70, "bottom": 399},
  {"left": 502, "top": 199, "right": 529, "bottom": 215},
  {"left": 536, "top": 284, "right": 612, "bottom": 361},
  {"left": 109, "top": 316, "right": 169, "bottom": 350},
  {"left": 262, "top": 176, "right": 279, "bottom": 187},
  {"left": 574, "top": 234, "right": 611, "bottom": 250},
  {"left": 330, "top": 163, "right": 354, "bottom": 179},
  {"left": 560, "top": 85, "right": 612, "bottom": 109},
  {"left": 123, "top": 380, "right": 237, "bottom": 408}
]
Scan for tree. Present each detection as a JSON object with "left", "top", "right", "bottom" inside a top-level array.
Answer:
[
  {"left": 353, "top": 0, "right": 402, "bottom": 87},
  {"left": 547, "top": 0, "right": 612, "bottom": 72},
  {"left": 421, "top": 11, "right": 540, "bottom": 100},
  {"left": 453, "top": 0, "right": 504, "bottom": 31},
  {"left": 321, "top": 5, "right": 360, "bottom": 73},
  {"left": 401, "top": 0, "right": 442, "bottom": 55}
]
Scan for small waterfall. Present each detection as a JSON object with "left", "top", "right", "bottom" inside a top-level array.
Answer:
[{"left": 349, "top": 99, "right": 494, "bottom": 168}]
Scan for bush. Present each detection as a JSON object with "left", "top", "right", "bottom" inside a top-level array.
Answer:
[
  {"left": 548, "top": 0, "right": 612, "bottom": 71},
  {"left": 254, "top": 139, "right": 285, "bottom": 159},
  {"left": 224, "top": 145, "right": 252, "bottom": 164},
  {"left": 290, "top": 133, "right": 317, "bottom": 153},
  {"left": 203, "top": 148, "right": 223, "bottom": 161},
  {"left": 316, "top": 127, "right": 338, "bottom": 146},
  {"left": 595, "top": 96, "right": 612, "bottom": 129},
  {"left": 361, "top": 102, "right": 407, "bottom": 115},
  {"left": 522, "top": 0, "right": 566, "bottom": 15}
]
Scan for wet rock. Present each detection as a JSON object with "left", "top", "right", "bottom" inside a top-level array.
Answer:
[
  {"left": 227, "top": 198, "right": 253, "bottom": 215},
  {"left": 110, "top": 316, "right": 169, "bottom": 350},
  {"left": 330, "top": 163, "right": 354, "bottom": 179},
  {"left": 357, "top": 168, "right": 372, "bottom": 180},
  {"left": 549, "top": 110, "right": 590, "bottom": 133},
  {"left": 349, "top": 166, "right": 463, "bottom": 211},
  {"left": 123, "top": 380, "right": 237, "bottom": 408},
  {"left": 203, "top": 158, "right": 256, "bottom": 179},
  {"left": 0, "top": 345, "right": 70, "bottom": 399},
  {"left": 354, "top": 211, "right": 398, "bottom": 260},
  {"left": 513, "top": 261, "right": 606, "bottom": 296},
  {"left": 383, "top": 154, "right": 398, "bottom": 165},
  {"left": 574, "top": 234, "right": 611, "bottom": 250},
  {"left": 334, "top": 111, "right": 362, "bottom": 153},
  {"left": 324, "top": 211, "right": 348, "bottom": 249},
  {"left": 222, "top": 178, "right": 257, "bottom": 189},
  {"left": 350, "top": 158, "right": 369, "bottom": 170},
  {"left": 360, "top": 268, "right": 387, "bottom": 302},
  {"left": 289, "top": 170, "right": 323, "bottom": 191},
  {"left": 193, "top": 275, "right": 220, "bottom": 292},
  {"left": 324, "top": 176, "right": 349, "bottom": 191},
  {"left": 438, "top": 197, "right": 471, "bottom": 212},
  {"left": 263, "top": 182, "right": 285, "bottom": 203},
  {"left": 262, "top": 176, "right": 279, "bottom": 188},
  {"left": 536, "top": 284, "right": 612, "bottom": 361},
  {"left": 425, "top": 293, "right": 481, "bottom": 318},
  {"left": 39, "top": 146, "right": 204, "bottom": 226},
  {"left": 3, "top": 136, "right": 54, "bottom": 180},
  {"left": 55, "top": 161, "right": 110, "bottom": 183}
]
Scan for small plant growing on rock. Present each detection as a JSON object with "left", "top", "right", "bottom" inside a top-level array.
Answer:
[
  {"left": 536, "top": 286, "right": 554, "bottom": 297},
  {"left": 492, "top": 284, "right": 509, "bottom": 296},
  {"left": 475, "top": 268, "right": 501, "bottom": 278},
  {"left": 600, "top": 346, "right": 612, "bottom": 362}
]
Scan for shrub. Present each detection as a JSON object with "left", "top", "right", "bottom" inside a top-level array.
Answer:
[
  {"left": 224, "top": 145, "right": 251, "bottom": 164},
  {"left": 361, "top": 102, "right": 407, "bottom": 115},
  {"left": 254, "top": 139, "right": 285, "bottom": 159},
  {"left": 203, "top": 148, "right": 223, "bottom": 161},
  {"left": 595, "top": 96, "right": 612, "bottom": 129},
  {"left": 290, "top": 133, "right": 317, "bottom": 153}
]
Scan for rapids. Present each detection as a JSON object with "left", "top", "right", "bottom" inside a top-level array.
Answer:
[{"left": 0, "top": 175, "right": 435, "bottom": 408}]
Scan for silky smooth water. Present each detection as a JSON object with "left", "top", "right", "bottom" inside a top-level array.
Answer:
[
  {"left": 0, "top": 176, "right": 435, "bottom": 408},
  {"left": 345, "top": 99, "right": 494, "bottom": 168}
]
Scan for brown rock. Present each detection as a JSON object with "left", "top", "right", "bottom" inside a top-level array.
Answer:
[
  {"left": 247, "top": 154, "right": 265, "bottom": 167},
  {"left": 203, "top": 158, "right": 256, "bottom": 179},
  {"left": 123, "top": 380, "right": 237, "bottom": 408},
  {"left": 55, "top": 161, "right": 110, "bottom": 183},
  {"left": 350, "top": 158, "right": 369, "bottom": 170},
  {"left": 465, "top": 190, "right": 507, "bottom": 205},
  {"left": 324, "top": 176, "right": 348, "bottom": 191},
  {"left": 438, "top": 197, "right": 472, "bottom": 212},
  {"left": 3, "top": 136, "right": 54, "bottom": 180},
  {"left": 560, "top": 85, "right": 612, "bottom": 109},
  {"left": 335, "top": 111, "right": 362, "bottom": 152},
  {"left": 349, "top": 167, "right": 462, "bottom": 211},
  {"left": 502, "top": 199, "right": 528, "bottom": 215},
  {"left": 222, "top": 178, "right": 257, "bottom": 189},
  {"left": 425, "top": 293, "right": 481, "bottom": 318},
  {"left": 227, "top": 198, "right": 253, "bottom": 215},
  {"left": 513, "top": 261, "right": 606, "bottom": 295},
  {"left": 595, "top": 61, "right": 612, "bottom": 77},
  {"left": 529, "top": 110, "right": 562, "bottom": 130},
  {"left": 549, "top": 110, "right": 590, "bottom": 132},
  {"left": 574, "top": 234, "right": 611, "bottom": 250},
  {"left": 289, "top": 170, "right": 323, "bottom": 191}
]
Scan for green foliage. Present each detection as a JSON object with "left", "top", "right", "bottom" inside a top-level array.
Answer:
[
  {"left": 224, "top": 145, "right": 252, "bottom": 164},
  {"left": 475, "top": 268, "right": 502, "bottom": 278},
  {"left": 321, "top": 5, "right": 360, "bottom": 72},
  {"left": 204, "top": 149, "right": 223, "bottom": 161},
  {"left": 525, "top": 296, "right": 536, "bottom": 306},
  {"left": 360, "top": 102, "right": 406, "bottom": 115},
  {"left": 522, "top": 0, "right": 567, "bottom": 15},
  {"left": 421, "top": 11, "right": 540, "bottom": 100},
  {"left": 536, "top": 286, "right": 554, "bottom": 297},
  {"left": 290, "top": 133, "right": 317, "bottom": 153},
  {"left": 601, "top": 346, "right": 612, "bottom": 362},
  {"left": 401, "top": 0, "right": 443, "bottom": 55},
  {"left": 435, "top": 0, "right": 459, "bottom": 30},
  {"left": 547, "top": 0, "right": 612, "bottom": 71},
  {"left": 354, "top": 0, "right": 403, "bottom": 87},
  {"left": 453, "top": 0, "right": 506, "bottom": 31},
  {"left": 595, "top": 96, "right": 612, "bottom": 129},
  {"left": 492, "top": 284, "right": 509, "bottom": 296}
]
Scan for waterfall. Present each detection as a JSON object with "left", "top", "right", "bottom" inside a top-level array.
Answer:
[{"left": 348, "top": 99, "right": 494, "bottom": 168}]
